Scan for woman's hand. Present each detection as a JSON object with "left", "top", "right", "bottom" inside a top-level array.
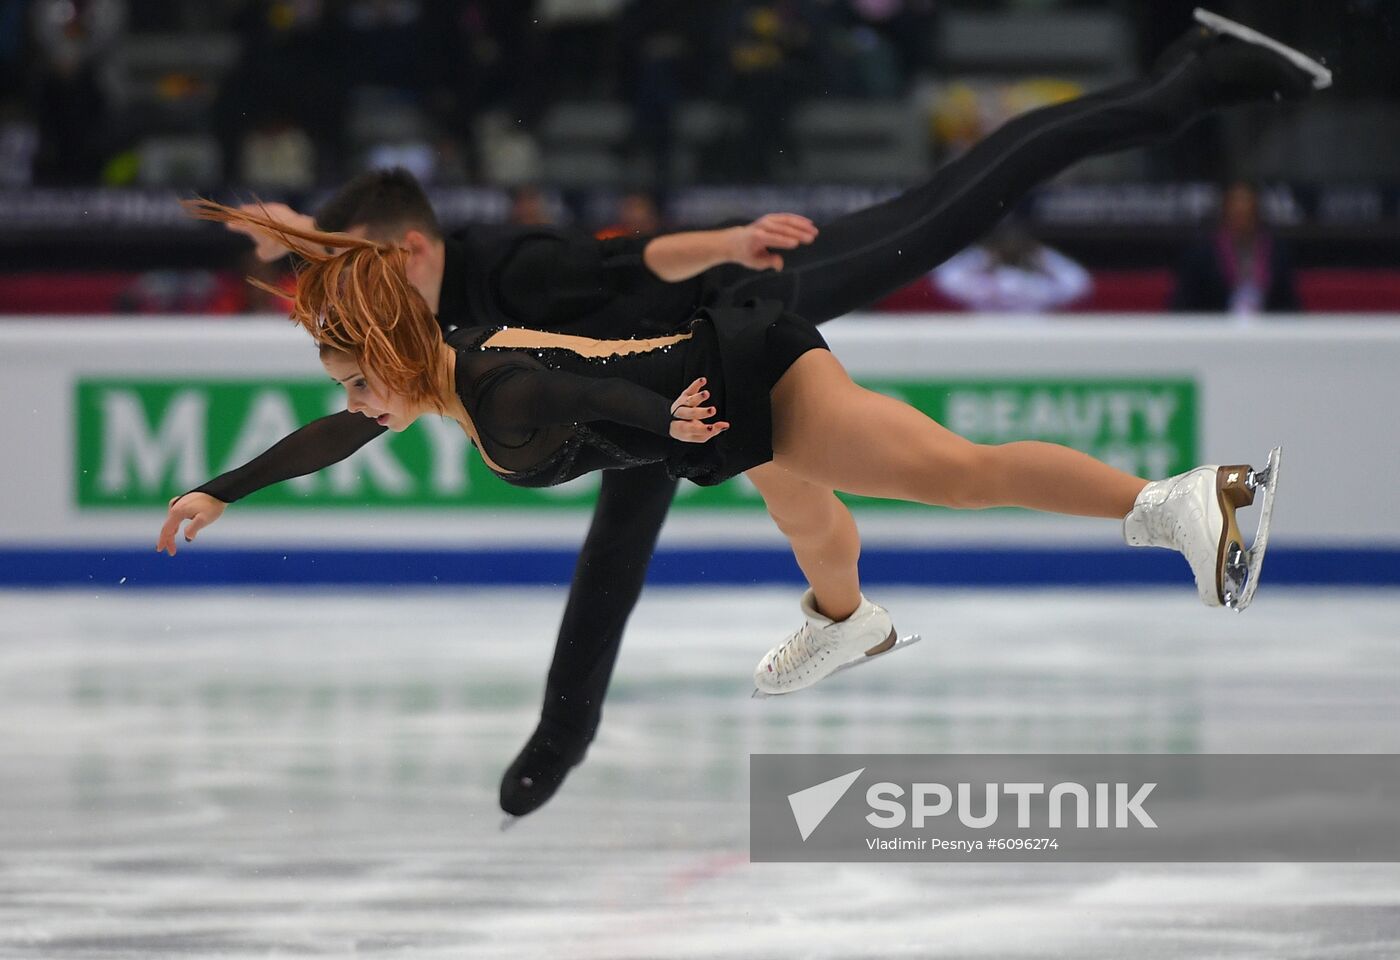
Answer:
[
  {"left": 226, "top": 202, "right": 316, "bottom": 262},
  {"left": 669, "top": 377, "right": 729, "bottom": 443},
  {"left": 157, "top": 493, "right": 227, "bottom": 556},
  {"left": 727, "top": 214, "right": 819, "bottom": 272}
]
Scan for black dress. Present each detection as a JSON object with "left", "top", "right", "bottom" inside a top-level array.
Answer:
[
  {"left": 191, "top": 224, "right": 697, "bottom": 503},
  {"left": 449, "top": 300, "right": 826, "bottom": 488},
  {"left": 194, "top": 300, "right": 828, "bottom": 498}
]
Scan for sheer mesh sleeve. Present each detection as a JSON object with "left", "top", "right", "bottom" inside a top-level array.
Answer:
[
  {"left": 475, "top": 364, "right": 673, "bottom": 446},
  {"left": 193, "top": 411, "right": 386, "bottom": 503}
]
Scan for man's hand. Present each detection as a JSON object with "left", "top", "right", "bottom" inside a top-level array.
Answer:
[
  {"left": 727, "top": 214, "right": 819, "bottom": 272},
  {"left": 642, "top": 215, "right": 820, "bottom": 282},
  {"left": 157, "top": 492, "right": 228, "bottom": 556},
  {"left": 669, "top": 377, "right": 729, "bottom": 443},
  {"left": 226, "top": 202, "right": 316, "bottom": 262}
]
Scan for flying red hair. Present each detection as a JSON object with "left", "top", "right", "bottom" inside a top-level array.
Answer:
[{"left": 182, "top": 198, "right": 451, "bottom": 413}]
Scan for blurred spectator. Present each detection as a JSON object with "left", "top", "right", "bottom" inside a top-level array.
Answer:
[
  {"left": 933, "top": 78, "right": 1082, "bottom": 158},
  {"left": 0, "top": 99, "right": 39, "bottom": 186},
  {"left": 535, "top": 0, "right": 623, "bottom": 103},
  {"left": 596, "top": 190, "right": 662, "bottom": 238},
  {"left": 618, "top": 0, "right": 712, "bottom": 189},
  {"left": 508, "top": 185, "right": 556, "bottom": 225},
  {"left": 28, "top": 0, "right": 126, "bottom": 184},
  {"left": 720, "top": 1, "right": 821, "bottom": 180},
  {"left": 214, "top": 0, "right": 346, "bottom": 184},
  {"left": 833, "top": 0, "right": 940, "bottom": 97},
  {"left": 1, "top": 0, "right": 28, "bottom": 95},
  {"left": 342, "top": 0, "right": 431, "bottom": 96},
  {"left": 932, "top": 223, "right": 1092, "bottom": 313},
  {"left": 424, "top": 0, "right": 540, "bottom": 175},
  {"left": 240, "top": 120, "right": 316, "bottom": 189},
  {"left": 1171, "top": 182, "right": 1300, "bottom": 316},
  {"left": 475, "top": 111, "right": 543, "bottom": 185}
]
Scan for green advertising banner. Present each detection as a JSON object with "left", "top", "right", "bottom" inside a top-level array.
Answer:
[{"left": 75, "top": 378, "right": 1196, "bottom": 510}]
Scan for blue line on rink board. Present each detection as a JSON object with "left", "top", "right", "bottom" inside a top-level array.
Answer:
[{"left": 1, "top": 547, "right": 1398, "bottom": 587}]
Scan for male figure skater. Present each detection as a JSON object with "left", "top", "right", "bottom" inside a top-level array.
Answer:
[{"left": 196, "top": 10, "right": 1329, "bottom": 818}]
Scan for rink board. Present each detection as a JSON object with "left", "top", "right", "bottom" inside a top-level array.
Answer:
[{"left": 1, "top": 315, "right": 1398, "bottom": 585}]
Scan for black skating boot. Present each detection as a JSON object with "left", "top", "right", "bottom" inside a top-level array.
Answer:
[
  {"left": 1154, "top": 9, "right": 1330, "bottom": 109},
  {"left": 499, "top": 718, "right": 589, "bottom": 818}
]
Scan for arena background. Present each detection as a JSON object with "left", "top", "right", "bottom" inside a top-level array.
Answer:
[{"left": 2, "top": 2, "right": 1400, "bottom": 958}]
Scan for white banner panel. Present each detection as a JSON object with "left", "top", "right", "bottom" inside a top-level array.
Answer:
[{"left": 1, "top": 315, "right": 1397, "bottom": 551}]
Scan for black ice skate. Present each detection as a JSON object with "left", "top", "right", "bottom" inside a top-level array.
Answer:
[
  {"left": 498, "top": 719, "right": 589, "bottom": 826},
  {"left": 1123, "top": 447, "right": 1282, "bottom": 612},
  {"left": 1193, "top": 9, "right": 1333, "bottom": 93},
  {"left": 1154, "top": 9, "right": 1331, "bottom": 109}
]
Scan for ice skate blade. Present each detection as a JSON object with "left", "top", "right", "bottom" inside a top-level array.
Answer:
[
  {"left": 500, "top": 815, "right": 520, "bottom": 832},
  {"left": 1223, "top": 446, "right": 1282, "bottom": 613},
  {"left": 752, "top": 633, "right": 922, "bottom": 699},
  {"left": 1194, "top": 9, "right": 1332, "bottom": 90}
]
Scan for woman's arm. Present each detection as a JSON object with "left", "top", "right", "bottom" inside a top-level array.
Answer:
[
  {"left": 481, "top": 368, "right": 727, "bottom": 443},
  {"left": 156, "top": 411, "right": 388, "bottom": 555},
  {"left": 642, "top": 214, "right": 819, "bottom": 282},
  {"left": 193, "top": 410, "right": 387, "bottom": 503},
  {"left": 157, "top": 492, "right": 225, "bottom": 555}
]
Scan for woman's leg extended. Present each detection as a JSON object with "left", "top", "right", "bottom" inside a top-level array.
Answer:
[
  {"left": 770, "top": 351, "right": 1147, "bottom": 517},
  {"left": 746, "top": 463, "right": 862, "bottom": 621}
]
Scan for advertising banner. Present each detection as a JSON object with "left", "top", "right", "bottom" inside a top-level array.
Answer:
[
  {"left": 2, "top": 317, "right": 1397, "bottom": 584},
  {"left": 75, "top": 376, "right": 1196, "bottom": 512}
]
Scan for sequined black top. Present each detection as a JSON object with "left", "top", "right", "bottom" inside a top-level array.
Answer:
[
  {"left": 443, "top": 302, "right": 811, "bottom": 490},
  {"left": 446, "top": 325, "right": 692, "bottom": 488},
  {"left": 190, "top": 299, "right": 811, "bottom": 498},
  {"left": 194, "top": 224, "right": 705, "bottom": 504}
]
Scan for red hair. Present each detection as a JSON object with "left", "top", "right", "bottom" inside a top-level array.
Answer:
[{"left": 182, "top": 199, "right": 451, "bottom": 413}]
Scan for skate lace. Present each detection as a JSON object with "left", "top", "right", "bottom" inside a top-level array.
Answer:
[{"left": 769, "top": 623, "right": 825, "bottom": 677}]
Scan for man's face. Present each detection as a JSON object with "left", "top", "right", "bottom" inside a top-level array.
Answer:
[{"left": 321, "top": 349, "right": 414, "bottom": 431}]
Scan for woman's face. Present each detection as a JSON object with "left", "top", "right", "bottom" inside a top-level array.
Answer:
[{"left": 321, "top": 350, "right": 415, "bottom": 431}]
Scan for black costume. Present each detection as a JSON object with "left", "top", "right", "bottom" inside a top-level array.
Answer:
[
  {"left": 448, "top": 306, "right": 826, "bottom": 489},
  {"left": 190, "top": 28, "right": 1308, "bottom": 816}
]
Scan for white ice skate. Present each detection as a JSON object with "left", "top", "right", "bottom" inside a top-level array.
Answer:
[
  {"left": 1123, "top": 447, "right": 1282, "bottom": 611},
  {"left": 752, "top": 590, "right": 921, "bottom": 698},
  {"left": 1194, "top": 8, "right": 1333, "bottom": 90}
]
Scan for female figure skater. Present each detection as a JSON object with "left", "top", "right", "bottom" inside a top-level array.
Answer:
[
  {"left": 162, "top": 9, "right": 1323, "bottom": 815},
  {"left": 162, "top": 201, "right": 1278, "bottom": 702}
]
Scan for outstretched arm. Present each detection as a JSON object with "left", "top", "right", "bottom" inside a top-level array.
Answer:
[
  {"left": 193, "top": 410, "right": 387, "bottom": 503},
  {"left": 641, "top": 214, "right": 819, "bottom": 282},
  {"left": 156, "top": 411, "right": 387, "bottom": 554}
]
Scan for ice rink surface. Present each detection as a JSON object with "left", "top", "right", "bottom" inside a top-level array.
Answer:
[{"left": 2, "top": 585, "right": 1399, "bottom": 959}]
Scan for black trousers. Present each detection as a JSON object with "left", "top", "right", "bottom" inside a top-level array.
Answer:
[{"left": 538, "top": 61, "right": 1209, "bottom": 743}]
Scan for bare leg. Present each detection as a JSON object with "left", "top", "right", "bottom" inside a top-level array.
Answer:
[
  {"left": 747, "top": 463, "right": 862, "bottom": 620},
  {"left": 770, "top": 351, "right": 1147, "bottom": 517}
]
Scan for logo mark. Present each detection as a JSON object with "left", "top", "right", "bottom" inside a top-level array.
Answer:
[{"left": 787, "top": 768, "right": 864, "bottom": 841}]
